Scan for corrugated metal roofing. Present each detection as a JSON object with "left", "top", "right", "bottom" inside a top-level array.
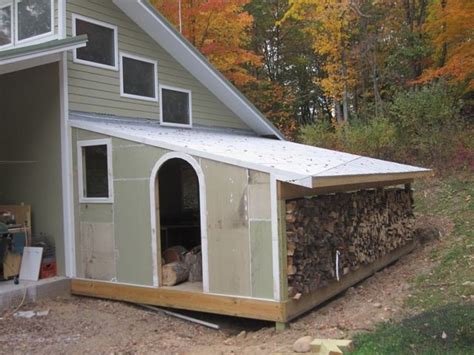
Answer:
[{"left": 70, "top": 113, "right": 430, "bottom": 188}]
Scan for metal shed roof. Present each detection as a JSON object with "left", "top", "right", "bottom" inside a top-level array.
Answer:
[{"left": 70, "top": 113, "right": 431, "bottom": 188}]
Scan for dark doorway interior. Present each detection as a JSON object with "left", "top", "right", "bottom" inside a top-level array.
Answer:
[{"left": 158, "top": 158, "right": 201, "bottom": 252}]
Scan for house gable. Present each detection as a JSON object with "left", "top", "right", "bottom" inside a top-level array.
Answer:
[{"left": 65, "top": 0, "right": 279, "bottom": 135}]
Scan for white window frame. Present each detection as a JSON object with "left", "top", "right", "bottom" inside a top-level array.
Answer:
[
  {"left": 14, "top": 0, "right": 55, "bottom": 46},
  {"left": 120, "top": 51, "right": 158, "bottom": 102},
  {"left": 0, "top": 1, "right": 13, "bottom": 49},
  {"left": 159, "top": 84, "right": 193, "bottom": 128},
  {"left": 77, "top": 139, "right": 114, "bottom": 204},
  {"left": 72, "top": 13, "right": 118, "bottom": 71}
]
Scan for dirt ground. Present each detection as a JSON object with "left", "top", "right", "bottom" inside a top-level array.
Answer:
[{"left": 0, "top": 216, "right": 453, "bottom": 354}]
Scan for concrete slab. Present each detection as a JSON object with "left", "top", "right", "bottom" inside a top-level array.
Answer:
[{"left": 0, "top": 277, "right": 70, "bottom": 311}]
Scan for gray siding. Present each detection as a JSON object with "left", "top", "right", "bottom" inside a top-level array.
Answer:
[{"left": 66, "top": 0, "right": 251, "bottom": 130}]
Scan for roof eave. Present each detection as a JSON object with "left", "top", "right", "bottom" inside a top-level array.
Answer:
[
  {"left": 0, "top": 35, "right": 88, "bottom": 66},
  {"left": 310, "top": 170, "right": 433, "bottom": 189}
]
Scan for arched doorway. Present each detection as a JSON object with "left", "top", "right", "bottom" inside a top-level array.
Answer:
[{"left": 150, "top": 153, "right": 208, "bottom": 292}]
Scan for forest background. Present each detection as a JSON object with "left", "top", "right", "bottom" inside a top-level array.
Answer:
[{"left": 152, "top": 0, "right": 473, "bottom": 173}]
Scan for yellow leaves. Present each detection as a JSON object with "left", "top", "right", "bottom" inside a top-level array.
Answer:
[{"left": 282, "top": 0, "right": 359, "bottom": 100}]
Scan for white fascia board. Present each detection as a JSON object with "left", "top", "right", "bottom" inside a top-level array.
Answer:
[
  {"left": 68, "top": 119, "right": 304, "bottom": 184},
  {"left": 112, "top": 0, "right": 284, "bottom": 140},
  {"left": 0, "top": 41, "right": 87, "bottom": 66}
]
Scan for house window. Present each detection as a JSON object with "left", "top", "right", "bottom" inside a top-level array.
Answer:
[
  {"left": 72, "top": 14, "right": 118, "bottom": 70},
  {"left": 120, "top": 53, "right": 158, "bottom": 101},
  {"left": 0, "top": 0, "right": 54, "bottom": 48},
  {"left": 78, "top": 139, "right": 113, "bottom": 203},
  {"left": 16, "top": 0, "right": 53, "bottom": 43},
  {"left": 0, "top": 2, "right": 12, "bottom": 48},
  {"left": 160, "top": 86, "right": 192, "bottom": 127}
]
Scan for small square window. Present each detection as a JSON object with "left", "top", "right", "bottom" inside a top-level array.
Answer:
[
  {"left": 16, "top": 0, "right": 53, "bottom": 42},
  {"left": 73, "top": 14, "right": 118, "bottom": 70},
  {"left": 160, "top": 86, "right": 192, "bottom": 127},
  {"left": 120, "top": 53, "right": 158, "bottom": 101},
  {"left": 0, "top": 3, "right": 12, "bottom": 47},
  {"left": 78, "top": 140, "right": 113, "bottom": 203}
]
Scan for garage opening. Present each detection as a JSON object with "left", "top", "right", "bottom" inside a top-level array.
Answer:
[
  {"left": 0, "top": 63, "right": 63, "bottom": 281},
  {"left": 157, "top": 158, "right": 202, "bottom": 290}
]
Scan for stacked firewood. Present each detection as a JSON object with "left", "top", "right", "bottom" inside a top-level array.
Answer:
[{"left": 286, "top": 188, "right": 415, "bottom": 296}]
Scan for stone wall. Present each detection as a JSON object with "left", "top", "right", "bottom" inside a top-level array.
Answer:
[{"left": 286, "top": 188, "right": 414, "bottom": 296}]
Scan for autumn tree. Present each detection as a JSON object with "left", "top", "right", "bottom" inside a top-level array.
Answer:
[
  {"left": 418, "top": 0, "right": 474, "bottom": 88},
  {"left": 283, "top": 0, "right": 360, "bottom": 123},
  {"left": 151, "top": 0, "right": 260, "bottom": 86}
]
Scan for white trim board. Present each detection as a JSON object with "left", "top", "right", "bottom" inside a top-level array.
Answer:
[
  {"left": 76, "top": 138, "right": 114, "bottom": 204},
  {"left": 149, "top": 152, "right": 209, "bottom": 292},
  {"left": 60, "top": 52, "right": 76, "bottom": 277}
]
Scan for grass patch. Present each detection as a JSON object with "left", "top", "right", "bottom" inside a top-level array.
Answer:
[
  {"left": 353, "top": 176, "right": 474, "bottom": 353},
  {"left": 353, "top": 303, "right": 474, "bottom": 355}
]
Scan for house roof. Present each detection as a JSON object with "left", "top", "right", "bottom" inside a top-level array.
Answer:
[
  {"left": 0, "top": 35, "right": 88, "bottom": 66},
  {"left": 112, "top": 0, "right": 284, "bottom": 140},
  {"left": 70, "top": 112, "right": 431, "bottom": 188}
]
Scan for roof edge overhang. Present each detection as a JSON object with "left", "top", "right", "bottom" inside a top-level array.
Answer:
[
  {"left": 69, "top": 116, "right": 432, "bottom": 190},
  {"left": 310, "top": 170, "right": 432, "bottom": 188},
  {"left": 0, "top": 35, "right": 88, "bottom": 66},
  {"left": 112, "top": 0, "right": 284, "bottom": 140}
]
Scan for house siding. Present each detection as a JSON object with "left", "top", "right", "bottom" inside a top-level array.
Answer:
[
  {"left": 66, "top": 0, "right": 251, "bottom": 131},
  {"left": 72, "top": 128, "right": 275, "bottom": 299}
]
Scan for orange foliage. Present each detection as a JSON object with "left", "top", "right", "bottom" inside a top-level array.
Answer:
[
  {"left": 152, "top": 0, "right": 261, "bottom": 86},
  {"left": 418, "top": 0, "right": 474, "bottom": 88}
]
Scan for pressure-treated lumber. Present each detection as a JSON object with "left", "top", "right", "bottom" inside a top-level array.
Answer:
[{"left": 71, "top": 279, "right": 285, "bottom": 322}]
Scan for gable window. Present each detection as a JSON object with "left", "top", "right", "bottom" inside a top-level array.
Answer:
[
  {"left": 0, "top": 2, "right": 12, "bottom": 48},
  {"left": 160, "top": 85, "right": 192, "bottom": 127},
  {"left": 120, "top": 52, "right": 158, "bottom": 101},
  {"left": 16, "top": 0, "right": 53, "bottom": 43},
  {"left": 72, "top": 14, "right": 118, "bottom": 70},
  {"left": 78, "top": 139, "right": 113, "bottom": 203}
]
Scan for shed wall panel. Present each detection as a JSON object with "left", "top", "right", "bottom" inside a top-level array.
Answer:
[{"left": 202, "top": 159, "right": 251, "bottom": 296}]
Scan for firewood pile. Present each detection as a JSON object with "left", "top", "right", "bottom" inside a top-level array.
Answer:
[
  {"left": 286, "top": 188, "right": 415, "bottom": 296},
  {"left": 161, "top": 245, "right": 202, "bottom": 286}
]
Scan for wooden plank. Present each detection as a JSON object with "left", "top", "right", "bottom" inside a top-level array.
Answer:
[
  {"left": 71, "top": 279, "right": 285, "bottom": 322},
  {"left": 283, "top": 241, "right": 416, "bottom": 321},
  {"left": 312, "top": 171, "right": 431, "bottom": 189},
  {"left": 279, "top": 179, "right": 414, "bottom": 200}
]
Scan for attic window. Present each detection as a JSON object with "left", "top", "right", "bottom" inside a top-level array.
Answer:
[
  {"left": 160, "top": 86, "right": 192, "bottom": 127},
  {"left": 120, "top": 53, "right": 158, "bottom": 101},
  {"left": 0, "top": 3, "right": 12, "bottom": 48},
  {"left": 72, "top": 14, "right": 118, "bottom": 70},
  {"left": 78, "top": 139, "right": 113, "bottom": 203}
]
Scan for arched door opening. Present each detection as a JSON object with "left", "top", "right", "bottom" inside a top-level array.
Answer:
[{"left": 156, "top": 158, "right": 203, "bottom": 290}]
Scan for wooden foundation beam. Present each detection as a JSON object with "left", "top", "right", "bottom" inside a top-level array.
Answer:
[{"left": 71, "top": 279, "right": 285, "bottom": 322}]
